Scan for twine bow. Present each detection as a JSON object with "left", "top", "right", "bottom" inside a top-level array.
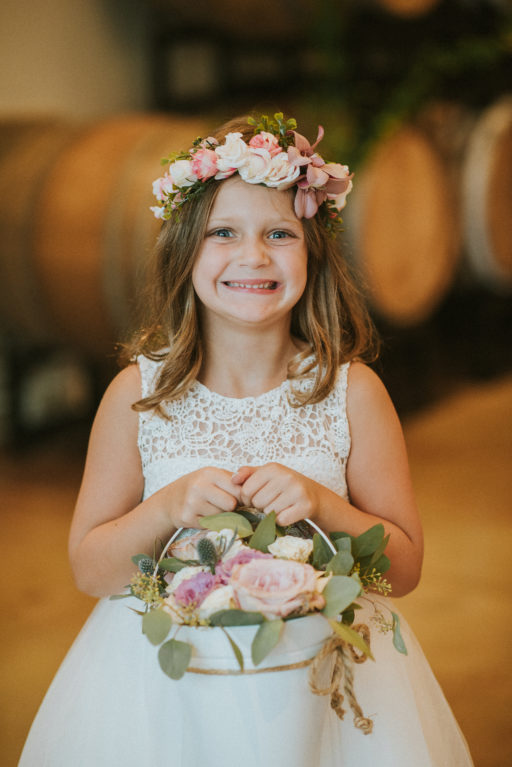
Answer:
[{"left": 309, "top": 623, "right": 373, "bottom": 735}]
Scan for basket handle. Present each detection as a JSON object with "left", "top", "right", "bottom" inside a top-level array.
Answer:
[{"left": 158, "top": 513, "right": 337, "bottom": 571}]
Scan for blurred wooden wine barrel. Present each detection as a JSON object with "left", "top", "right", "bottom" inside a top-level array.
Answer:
[
  {"left": 0, "top": 120, "right": 81, "bottom": 342},
  {"left": 0, "top": 114, "right": 207, "bottom": 357},
  {"left": 461, "top": 97, "right": 512, "bottom": 291},
  {"left": 345, "top": 125, "right": 461, "bottom": 326}
]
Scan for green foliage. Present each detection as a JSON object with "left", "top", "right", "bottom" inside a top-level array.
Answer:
[
  {"left": 249, "top": 511, "right": 276, "bottom": 552},
  {"left": 142, "top": 608, "right": 172, "bottom": 646},
  {"left": 221, "top": 628, "right": 244, "bottom": 671},
  {"left": 247, "top": 112, "right": 297, "bottom": 148},
  {"left": 200, "top": 512, "right": 253, "bottom": 538},
  {"left": 326, "top": 548, "right": 354, "bottom": 576},
  {"left": 391, "top": 612, "right": 408, "bottom": 656},
  {"left": 312, "top": 532, "right": 333, "bottom": 569},
  {"left": 351, "top": 524, "right": 386, "bottom": 559},
  {"left": 322, "top": 575, "right": 361, "bottom": 618},
  {"left": 209, "top": 609, "right": 264, "bottom": 627},
  {"left": 251, "top": 619, "right": 284, "bottom": 666},
  {"left": 197, "top": 537, "right": 218, "bottom": 572},
  {"left": 328, "top": 618, "right": 374, "bottom": 661},
  {"left": 158, "top": 557, "right": 197, "bottom": 573},
  {"left": 158, "top": 638, "right": 192, "bottom": 680}
]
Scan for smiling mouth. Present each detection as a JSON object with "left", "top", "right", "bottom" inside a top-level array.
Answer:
[{"left": 222, "top": 281, "right": 278, "bottom": 290}]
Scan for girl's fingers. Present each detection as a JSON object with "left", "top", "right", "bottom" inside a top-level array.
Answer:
[{"left": 231, "top": 465, "right": 256, "bottom": 485}]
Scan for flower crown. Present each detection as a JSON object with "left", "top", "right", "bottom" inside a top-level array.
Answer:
[{"left": 150, "top": 113, "right": 353, "bottom": 233}]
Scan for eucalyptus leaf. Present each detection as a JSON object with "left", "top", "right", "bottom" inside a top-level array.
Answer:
[
  {"left": 200, "top": 512, "right": 253, "bottom": 538},
  {"left": 369, "top": 534, "right": 390, "bottom": 568},
  {"left": 159, "top": 557, "right": 198, "bottom": 573},
  {"left": 142, "top": 608, "right": 173, "bottom": 646},
  {"left": 312, "top": 533, "right": 333, "bottom": 569},
  {"left": 391, "top": 612, "right": 408, "bottom": 655},
  {"left": 209, "top": 609, "right": 264, "bottom": 627},
  {"left": 372, "top": 553, "right": 391, "bottom": 575},
  {"left": 328, "top": 619, "right": 375, "bottom": 661},
  {"left": 249, "top": 511, "right": 276, "bottom": 552},
  {"left": 251, "top": 619, "right": 284, "bottom": 666},
  {"left": 352, "top": 524, "right": 385, "bottom": 558},
  {"left": 326, "top": 549, "right": 354, "bottom": 576},
  {"left": 158, "top": 638, "right": 192, "bottom": 680},
  {"left": 334, "top": 535, "right": 353, "bottom": 553},
  {"left": 341, "top": 608, "right": 355, "bottom": 626},
  {"left": 221, "top": 628, "right": 244, "bottom": 671},
  {"left": 322, "top": 575, "right": 361, "bottom": 617}
]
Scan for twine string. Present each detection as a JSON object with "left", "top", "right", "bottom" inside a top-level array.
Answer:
[{"left": 308, "top": 624, "right": 373, "bottom": 734}]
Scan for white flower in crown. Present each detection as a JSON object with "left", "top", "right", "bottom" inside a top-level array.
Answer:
[
  {"left": 238, "top": 147, "right": 274, "bottom": 185},
  {"left": 214, "top": 132, "right": 251, "bottom": 178},
  {"left": 265, "top": 151, "right": 302, "bottom": 189},
  {"left": 169, "top": 159, "right": 197, "bottom": 187}
]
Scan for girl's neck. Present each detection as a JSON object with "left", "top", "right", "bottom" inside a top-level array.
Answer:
[{"left": 197, "top": 324, "right": 304, "bottom": 399}]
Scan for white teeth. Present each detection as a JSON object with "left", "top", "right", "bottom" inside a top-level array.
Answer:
[{"left": 225, "top": 281, "right": 276, "bottom": 289}]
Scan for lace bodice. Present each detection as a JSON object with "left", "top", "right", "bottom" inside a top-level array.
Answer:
[{"left": 137, "top": 356, "right": 351, "bottom": 501}]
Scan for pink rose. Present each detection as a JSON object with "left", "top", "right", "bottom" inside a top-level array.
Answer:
[
  {"left": 230, "top": 558, "right": 325, "bottom": 619},
  {"left": 248, "top": 131, "right": 282, "bottom": 157},
  {"left": 191, "top": 148, "right": 218, "bottom": 180},
  {"left": 173, "top": 571, "right": 218, "bottom": 608},
  {"left": 216, "top": 548, "right": 272, "bottom": 584},
  {"left": 152, "top": 173, "right": 175, "bottom": 201}
]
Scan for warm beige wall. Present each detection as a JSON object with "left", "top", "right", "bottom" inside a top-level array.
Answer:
[{"left": 0, "top": 0, "right": 152, "bottom": 119}]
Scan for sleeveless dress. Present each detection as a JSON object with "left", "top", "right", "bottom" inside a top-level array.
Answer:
[{"left": 19, "top": 356, "right": 474, "bottom": 767}]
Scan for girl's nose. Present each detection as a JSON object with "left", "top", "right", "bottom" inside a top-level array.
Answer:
[{"left": 237, "top": 238, "right": 271, "bottom": 268}]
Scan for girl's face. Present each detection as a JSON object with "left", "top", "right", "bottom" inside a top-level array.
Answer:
[{"left": 192, "top": 176, "right": 308, "bottom": 334}]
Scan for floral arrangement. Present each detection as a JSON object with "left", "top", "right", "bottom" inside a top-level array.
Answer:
[
  {"left": 113, "top": 509, "right": 406, "bottom": 686},
  {"left": 150, "top": 112, "right": 353, "bottom": 232}
]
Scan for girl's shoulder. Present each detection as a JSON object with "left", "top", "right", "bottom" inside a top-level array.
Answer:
[{"left": 346, "top": 361, "right": 402, "bottom": 435}]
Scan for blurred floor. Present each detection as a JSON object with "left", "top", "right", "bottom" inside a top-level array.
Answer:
[{"left": 0, "top": 373, "right": 511, "bottom": 767}]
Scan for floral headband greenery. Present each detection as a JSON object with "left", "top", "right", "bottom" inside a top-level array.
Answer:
[{"left": 150, "top": 113, "right": 353, "bottom": 233}]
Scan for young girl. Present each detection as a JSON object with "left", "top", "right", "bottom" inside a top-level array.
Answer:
[{"left": 20, "top": 113, "right": 473, "bottom": 766}]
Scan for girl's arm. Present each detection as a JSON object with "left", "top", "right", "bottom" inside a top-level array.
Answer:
[
  {"left": 68, "top": 365, "right": 242, "bottom": 597},
  {"left": 235, "top": 363, "right": 423, "bottom": 596}
]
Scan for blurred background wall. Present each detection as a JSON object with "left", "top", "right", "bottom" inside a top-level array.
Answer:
[{"left": 0, "top": 0, "right": 511, "bottom": 441}]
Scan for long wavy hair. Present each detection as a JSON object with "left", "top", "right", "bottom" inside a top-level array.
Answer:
[{"left": 122, "top": 116, "right": 379, "bottom": 414}]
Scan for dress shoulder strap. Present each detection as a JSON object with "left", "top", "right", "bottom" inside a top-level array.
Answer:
[{"left": 137, "top": 355, "right": 163, "bottom": 399}]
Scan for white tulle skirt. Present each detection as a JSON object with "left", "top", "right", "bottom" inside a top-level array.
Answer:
[{"left": 19, "top": 596, "right": 473, "bottom": 767}]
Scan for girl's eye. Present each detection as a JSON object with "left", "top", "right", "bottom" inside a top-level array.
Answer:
[
  {"left": 269, "top": 230, "right": 292, "bottom": 240},
  {"left": 211, "top": 228, "right": 233, "bottom": 238}
]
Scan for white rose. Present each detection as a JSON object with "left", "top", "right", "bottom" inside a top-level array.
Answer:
[
  {"left": 237, "top": 148, "right": 273, "bottom": 185},
  {"left": 267, "top": 535, "right": 314, "bottom": 563},
  {"left": 198, "top": 585, "right": 235, "bottom": 621},
  {"left": 167, "top": 565, "right": 208, "bottom": 594},
  {"left": 215, "top": 132, "right": 250, "bottom": 177},
  {"left": 265, "top": 152, "right": 301, "bottom": 189},
  {"left": 169, "top": 159, "right": 197, "bottom": 187}
]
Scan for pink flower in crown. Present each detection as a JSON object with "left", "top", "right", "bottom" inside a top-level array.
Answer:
[
  {"left": 248, "top": 131, "right": 282, "bottom": 157},
  {"left": 152, "top": 172, "right": 175, "bottom": 202},
  {"left": 173, "top": 571, "right": 219, "bottom": 608},
  {"left": 238, "top": 148, "right": 274, "bottom": 185},
  {"left": 216, "top": 548, "right": 272, "bottom": 584},
  {"left": 191, "top": 148, "right": 219, "bottom": 181}
]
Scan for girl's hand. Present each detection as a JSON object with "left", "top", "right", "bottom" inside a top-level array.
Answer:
[
  {"left": 232, "top": 463, "right": 320, "bottom": 526},
  {"left": 170, "top": 467, "right": 242, "bottom": 529}
]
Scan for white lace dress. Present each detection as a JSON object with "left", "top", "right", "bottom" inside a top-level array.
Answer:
[{"left": 19, "top": 356, "right": 473, "bottom": 767}]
